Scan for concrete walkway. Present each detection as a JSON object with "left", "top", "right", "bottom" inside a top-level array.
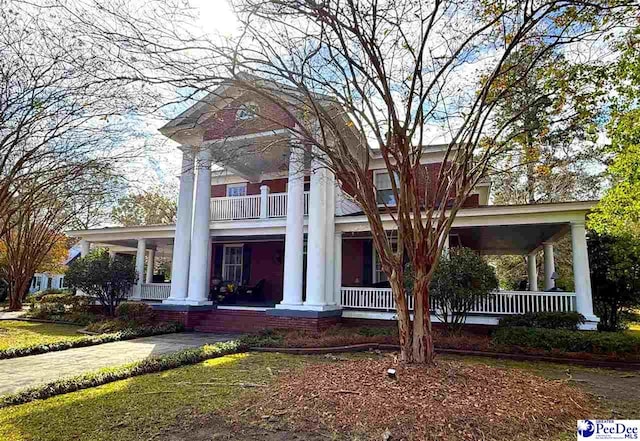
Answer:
[
  {"left": 0, "top": 309, "right": 27, "bottom": 320},
  {"left": 0, "top": 332, "right": 236, "bottom": 395}
]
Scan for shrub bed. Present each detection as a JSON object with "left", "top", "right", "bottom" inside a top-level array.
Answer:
[
  {"left": 0, "top": 340, "right": 245, "bottom": 408},
  {"left": 0, "top": 321, "right": 184, "bottom": 360},
  {"left": 498, "top": 312, "right": 585, "bottom": 330},
  {"left": 492, "top": 326, "right": 640, "bottom": 355},
  {"left": 27, "top": 292, "right": 101, "bottom": 325}
]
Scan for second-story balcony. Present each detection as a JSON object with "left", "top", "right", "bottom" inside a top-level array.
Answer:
[{"left": 210, "top": 191, "right": 310, "bottom": 221}]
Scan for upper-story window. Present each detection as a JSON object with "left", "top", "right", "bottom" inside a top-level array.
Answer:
[
  {"left": 226, "top": 183, "right": 247, "bottom": 197},
  {"left": 374, "top": 170, "right": 399, "bottom": 206},
  {"left": 235, "top": 102, "right": 259, "bottom": 121}
]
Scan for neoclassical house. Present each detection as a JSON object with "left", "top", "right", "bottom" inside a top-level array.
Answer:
[{"left": 68, "top": 84, "right": 599, "bottom": 332}]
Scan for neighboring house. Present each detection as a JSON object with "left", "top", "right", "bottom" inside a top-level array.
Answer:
[
  {"left": 67, "top": 83, "right": 599, "bottom": 332},
  {"left": 28, "top": 246, "right": 81, "bottom": 293}
]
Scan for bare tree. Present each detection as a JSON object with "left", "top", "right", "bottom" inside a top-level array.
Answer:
[{"left": 48, "top": 0, "right": 636, "bottom": 363}]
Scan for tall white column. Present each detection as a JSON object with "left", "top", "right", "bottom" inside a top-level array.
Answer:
[
  {"left": 166, "top": 150, "right": 195, "bottom": 304},
  {"left": 186, "top": 148, "right": 213, "bottom": 305},
  {"left": 324, "top": 173, "right": 336, "bottom": 305},
  {"left": 305, "top": 150, "right": 328, "bottom": 308},
  {"left": 527, "top": 252, "right": 538, "bottom": 291},
  {"left": 571, "top": 221, "right": 598, "bottom": 328},
  {"left": 134, "top": 238, "right": 146, "bottom": 299},
  {"left": 146, "top": 249, "right": 155, "bottom": 283},
  {"left": 80, "top": 240, "right": 90, "bottom": 257},
  {"left": 260, "top": 185, "right": 270, "bottom": 219},
  {"left": 333, "top": 231, "right": 342, "bottom": 306},
  {"left": 543, "top": 242, "right": 556, "bottom": 291},
  {"left": 278, "top": 145, "right": 305, "bottom": 308}
]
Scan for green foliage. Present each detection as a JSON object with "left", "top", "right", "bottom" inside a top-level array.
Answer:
[
  {"left": 27, "top": 292, "right": 97, "bottom": 325},
  {"left": 115, "top": 302, "right": 154, "bottom": 323},
  {"left": 498, "top": 312, "right": 585, "bottom": 330},
  {"left": 111, "top": 187, "right": 177, "bottom": 227},
  {"left": 0, "top": 341, "right": 244, "bottom": 408},
  {"left": 492, "top": 327, "right": 640, "bottom": 354},
  {"left": 66, "top": 250, "right": 136, "bottom": 316},
  {"left": 238, "top": 329, "right": 284, "bottom": 348},
  {"left": 587, "top": 232, "right": 640, "bottom": 331},
  {"left": 0, "top": 321, "right": 183, "bottom": 360},
  {"left": 430, "top": 247, "right": 499, "bottom": 332}
]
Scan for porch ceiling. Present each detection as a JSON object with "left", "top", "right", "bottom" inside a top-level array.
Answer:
[{"left": 451, "top": 223, "right": 568, "bottom": 255}]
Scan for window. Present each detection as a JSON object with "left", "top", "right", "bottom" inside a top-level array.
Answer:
[
  {"left": 372, "top": 234, "right": 398, "bottom": 284},
  {"left": 226, "top": 183, "right": 247, "bottom": 197},
  {"left": 59, "top": 277, "right": 66, "bottom": 289},
  {"left": 222, "top": 244, "right": 243, "bottom": 284},
  {"left": 374, "top": 171, "right": 399, "bottom": 205},
  {"left": 236, "top": 102, "right": 258, "bottom": 121}
]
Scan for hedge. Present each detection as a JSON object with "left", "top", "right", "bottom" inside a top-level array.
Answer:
[
  {"left": 498, "top": 312, "right": 585, "bottom": 330},
  {"left": 0, "top": 321, "right": 184, "bottom": 360},
  {"left": 0, "top": 341, "right": 245, "bottom": 408},
  {"left": 492, "top": 327, "right": 640, "bottom": 354}
]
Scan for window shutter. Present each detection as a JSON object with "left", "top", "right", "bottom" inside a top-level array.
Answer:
[
  {"left": 214, "top": 244, "right": 224, "bottom": 278},
  {"left": 242, "top": 245, "right": 252, "bottom": 285},
  {"left": 363, "top": 239, "right": 373, "bottom": 285}
]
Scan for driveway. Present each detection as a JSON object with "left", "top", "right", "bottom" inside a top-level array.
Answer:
[{"left": 0, "top": 332, "right": 237, "bottom": 395}]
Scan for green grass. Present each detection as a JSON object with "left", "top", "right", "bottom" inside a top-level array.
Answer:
[
  {"left": 0, "top": 321, "right": 83, "bottom": 351},
  {"left": 0, "top": 352, "right": 305, "bottom": 441}
]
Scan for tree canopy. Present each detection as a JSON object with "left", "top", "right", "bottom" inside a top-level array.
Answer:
[{"left": 111, "top": 187, "right": 177, "bottom": 226}]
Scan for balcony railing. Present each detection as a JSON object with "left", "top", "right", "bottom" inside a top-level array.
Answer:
[
  {"left": 210, "top": 191, "right": 310, "bottom": 221},
  {"left": 129, "top": 283, "right": 171, "bottom": 301},
  {"left": 339, "top": 287, "right": 576, "bottom": 315}
]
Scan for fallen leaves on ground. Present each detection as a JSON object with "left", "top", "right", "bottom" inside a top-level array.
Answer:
[{"left": 238, "top": 355, "right": 595, "bottom": 440}]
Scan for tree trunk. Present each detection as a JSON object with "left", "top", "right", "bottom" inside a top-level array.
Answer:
[
  {"left": 389, "top": 272, "right": 413, "bottom": 362},
  {"left": 411, "top": 271, "right": 435, "bottom": 364},
  {"left": 8, "top": 277, "right": 29, "bottom": 311}
]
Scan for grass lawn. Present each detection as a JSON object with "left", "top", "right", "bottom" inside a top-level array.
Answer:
[
  {"left": 0, "top": 351, "right": 638, "bottom": 441},
  {"left": 0, "top": 321, "right": 84, "bottom": 351}
]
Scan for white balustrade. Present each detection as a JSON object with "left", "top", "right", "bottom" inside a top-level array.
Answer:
[
  {"left": 211, "top": 192, "right": 310, "bottom": 221},
  {"left": 210, "top": 194, "right": 261, "bottom": 220},
  {"left": 339, "top": 287, "right": 576, "bottom": 315},
  {"left": 137, "top": 283, "right": 171, "bottom": 300}
]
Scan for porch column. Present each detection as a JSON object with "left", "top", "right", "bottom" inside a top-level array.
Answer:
[
  {"left": 133, "top": 238, "right": 146, "bottom": 299},
  {"left": 166, "top": 150, "right": 195, "bottom": 304},
  {"left": 186, "top": 148, "right": 213, "bottom": 305},
  {"left": 305, "top": 149, "right": 328, "bottom": 308},
  {"left": 324, "top": 172, "right": 336, "bottom": 305},
  {"left": 571, "top": 221, "right": 598, "bottom": 328},
  {"left": 145, "top": 249, "right": 155, "bottom": 283},
  {"left": 80, "top": 240, "right": 90, "bottom": 257},
  {"left": 333, "top": 231, "right": 342, "bottom": 306},
  {"left": 527, "top": 252, "right": 538, "bottom": 291},
  {"left": 278, "top": 145, "right": 305, "bottom": 308},
  {"left": 543, "top": 242, "right": 556, "bottom": 291},
  {"left": 260, "top": 185, "right": 269, "bottom": 219}
]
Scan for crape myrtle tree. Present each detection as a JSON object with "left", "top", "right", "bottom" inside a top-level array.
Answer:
[{"left": 52, "top": 0, "right": 636, "bottom": 363}]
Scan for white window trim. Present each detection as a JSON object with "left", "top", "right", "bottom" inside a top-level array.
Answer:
[
  {"left": 226, "top": 183, "right": 247, "bottom": 197},
  {"left": 222, "top": 244, "right": 244, "bottom": 284},
  {"left": 373, "top": 169, "right": 398, "bottom": 207}
]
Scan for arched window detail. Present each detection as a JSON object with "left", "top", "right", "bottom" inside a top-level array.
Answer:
[{"left": 236, "top": 102, "right": 258, "bottom": 121}]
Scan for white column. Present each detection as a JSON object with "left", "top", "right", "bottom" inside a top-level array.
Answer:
[
  {"left": 133, "top": 238, "right": 146, "bottom": 299},
  {"left": 186, "top": 148, "right": 213, "bottom": 305},
  {"left": 527, "top": 252, "right": 538, "bottom": 291},
  {"left": 441, "top": 231, "right": 450, "bottom": 259},
  {"left": 145, "top": 249, "right": 155, "bottom": 283},
  {"left": 571, "top": 221, "right": 598, "bottom": 328},
  {"left": 260, "top": 185, "right": 269, "bottom": 219},
  {"left": 333, "top": 231, "right": 342, "bottom": 306},
  {"left": 324, "top": 173, "right": 336, "bottom": 305},
  {"left": 543, "top": 242, "right": 556, "bottom": 291},
  {"left": 305, "top": 150, "right": 329, "bottom": 308},
  {"left": 166, "top": 150, "right": 195, "bottom": 304},
  {"left": 80, "top": 240, "right": 90, "bottom": 257},
  {"left": 278, "top": 145, "right": 305, "bottom": 308}
]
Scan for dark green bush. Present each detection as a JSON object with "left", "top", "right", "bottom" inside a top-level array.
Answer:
[
  {"left": 498, "top": 312, "right": 585, "bottom": 330},
  {"left": 492, "top": 327, "right": 640, "bottom": 354},
  {"left": 0, "top": 341, "right": 245, "bottom": 407},
  {"left": 357, "top": 326, "right": 396, "bottom": 337},
  {"left": 238, "top": 329, "right": 284, "bottom": 348},
  {"left": 27, "top": 292, "right": 95, "bottom": 324},
  {"left": 115, "top": 302, "right": 155, "bottom": 323}
]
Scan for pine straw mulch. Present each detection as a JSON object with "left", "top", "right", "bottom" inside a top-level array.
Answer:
[{"left": 236, "top": 354, "right": 595, "bottom": 441}]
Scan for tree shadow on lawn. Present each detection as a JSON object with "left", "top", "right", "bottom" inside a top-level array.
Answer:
[{"left": 0, "top": 352, "right": 333, "bottom": 441}]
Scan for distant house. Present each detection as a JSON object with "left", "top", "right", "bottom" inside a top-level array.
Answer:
[
  {"left": 28, "top": 245, "right": 81, "bottom": 293},
  {"left": 67, "top": 81, "right": 600, "bottom": 332}
]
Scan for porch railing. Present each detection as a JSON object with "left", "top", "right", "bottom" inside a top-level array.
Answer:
[
  {"left": 136, "top": 283, "right": 171, "bottom": 301},
  {"left": 211, "top": 191, "right": 310, "bottom": 221},
  {"left": 339, "top": 287, "right": 576, "bottom": 315}
]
